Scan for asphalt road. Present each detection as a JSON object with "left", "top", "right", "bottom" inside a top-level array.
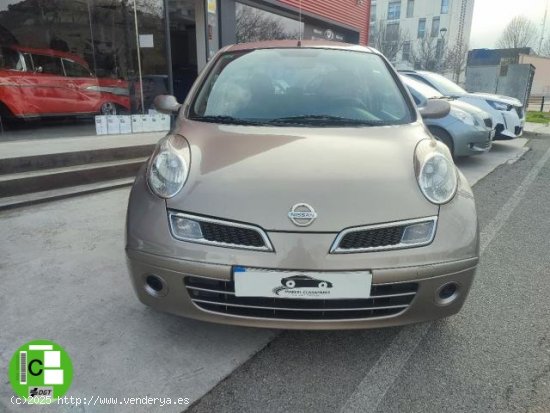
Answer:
[{"left": 188, "top": 132, "right": 550, "bottom": 413}]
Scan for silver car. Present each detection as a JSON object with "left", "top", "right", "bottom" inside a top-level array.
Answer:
[
  {"left": 126, "top": 41, "right": 479, "bottom": 330},
  {"left": 400, "top": 70, "right": 525, "bottom": 139},
  {"left": 402, "top": 75, "right": 495, "bottom": 158}
]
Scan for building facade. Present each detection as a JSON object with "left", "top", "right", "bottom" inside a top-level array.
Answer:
[
  {"left": 369, "top": 0, "right": 474, "bottom": 76},
  {"left": 0, "top": 0, "right": 369, "bottom": 136}
]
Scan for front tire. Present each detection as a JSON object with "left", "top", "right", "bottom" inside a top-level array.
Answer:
[
  {"left": 100, "top": 102, "right": 117, "bottom": 115},
  {"left": 429, "top": 127, "right": 455, "bottom": 159}
]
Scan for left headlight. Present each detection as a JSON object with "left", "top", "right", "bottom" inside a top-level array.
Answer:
[
  {"left": 450, "top": 107, "right": 476, "bottom": 126},
  {"left": 147, "top": 134, "right": 190, "bottom": 199},
  {"left": 415, "top": 139, "right": 458, "bottom": 205}
]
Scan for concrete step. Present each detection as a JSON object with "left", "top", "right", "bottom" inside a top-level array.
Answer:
[
  {"left": 0, "top": 178, "right": 134, "bottom": 210},
  {"left": 0, "top": 157, "right": 146, "bottom": 197},
  {"left": 0, "top": 144, "right": 155, "bottom": 175}
]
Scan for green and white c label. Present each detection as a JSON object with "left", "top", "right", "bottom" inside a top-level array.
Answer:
[{"left": 8, "top": 339, "right": 73, "bottom": 400}]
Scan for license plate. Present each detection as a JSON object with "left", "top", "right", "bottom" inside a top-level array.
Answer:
[{"left": 233, "top": 267, "right": 372, "bottom": 299}]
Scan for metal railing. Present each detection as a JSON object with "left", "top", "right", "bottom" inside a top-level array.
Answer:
[{"left": 527, "top": 95, "right": 550, "bottom": 112}]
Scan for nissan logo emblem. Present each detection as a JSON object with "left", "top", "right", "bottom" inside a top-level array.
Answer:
[{"left": 288, "top": 203, "right": 318, "bottom": 227}]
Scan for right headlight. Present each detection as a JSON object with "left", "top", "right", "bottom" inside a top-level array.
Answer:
[
  {"left": 415, "top": 139, "right": 458, "bottom": 205},
  {"left": 147, "top": 134, "right": 190, "bottom": 199},
  {"left": 487, "top": 100, "right": 512, "bottom": 111}
]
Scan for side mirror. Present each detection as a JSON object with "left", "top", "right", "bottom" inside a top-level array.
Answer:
[
  {"left": 153, "top": 95, "right": 181, "bottom": 114},
  {"left": 418, "top": 99, "right": 450, "bottom": 119}
]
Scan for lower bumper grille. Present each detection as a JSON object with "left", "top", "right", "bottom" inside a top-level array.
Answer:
[{"left": 184, "top": 276, "right": 418, "bottom": 320}]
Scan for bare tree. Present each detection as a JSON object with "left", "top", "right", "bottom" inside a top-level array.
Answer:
[
  {"left": 496, "top": 16, "right": 538, "bottom": 49},
  {"left": 444, "top": 41, "right": 469, "bottom": 82},
  {"left": 411, "top": 34, "right": 439, "bottom": 71},
  {"left": 371, "top": 20, "right": 409, "bottom": 62},
  {"left": 539, "top": 37, "right": 550, "bottom": 57},
  {"left": 236, "top": 5, "right": 298, "bottom": 43}
]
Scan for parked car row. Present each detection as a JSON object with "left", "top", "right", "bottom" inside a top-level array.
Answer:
[
  {"left": 397, "top": 70, "right": 525, "bottom": 159},
  {"left": 401, "top": 70, "right": 525, "bottom": 140}
]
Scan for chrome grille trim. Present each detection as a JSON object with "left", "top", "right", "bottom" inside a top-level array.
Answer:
[
  {"left": 330, "top": 216, "right": 438, "bottom": 254},
  {"left": 184, "top": 276, "right": 418, "bottom": 320},
  {"left": 185, "top": 284, "right": 416, "bottom": 299},
  {"left": 168, "top": 211, "right": 274, "bottom": 252},
  {"left": 191, "top": 299, "right": 409, "bottom": 312}
]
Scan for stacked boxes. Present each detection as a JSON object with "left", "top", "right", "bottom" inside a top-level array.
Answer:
[{"left": 95, "top": 114, "right": 171, "bottom": 135}]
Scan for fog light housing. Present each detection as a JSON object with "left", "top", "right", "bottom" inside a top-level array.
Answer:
[
  {"left": 401, "top": 220, "right": 436, "bottom": 245},
  {"left": 170, "top": 215, "right": 203, "bottom": 240}
]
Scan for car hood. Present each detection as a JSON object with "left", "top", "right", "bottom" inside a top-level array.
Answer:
[
  {"left": 166, "top": 120, "right": 438, "bottom": 232},
  {"left": 451, "top": 99, "right": 491, "bottom": 119},
  {"left": 468, "top": 92, "right": 522, "bottom": 107}
]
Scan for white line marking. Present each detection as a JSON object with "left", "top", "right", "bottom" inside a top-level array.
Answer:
[
  {"left": 480, "top": 144, "right": 550, "bottom": 252},
  {"left": 340, "top": 144, "right": 550, "bottom": 413}
]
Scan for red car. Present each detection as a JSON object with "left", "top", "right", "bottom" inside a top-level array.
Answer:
[{"left": 0, "top": 45, "right": 130, "bottom": 119}]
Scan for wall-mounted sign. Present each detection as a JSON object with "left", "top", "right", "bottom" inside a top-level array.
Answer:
[
  {"left": 139, "top": 34, "right": 154, "bottom": 48},
  {"left": 310, "top": 27, "right": 345, "bottom": 42}
]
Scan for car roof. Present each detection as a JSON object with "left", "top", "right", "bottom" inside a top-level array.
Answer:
[
  {"left": 222, "top": 40, "right": 377, "bottom": 54},
  {"left": 6, "top": 45, "right": 89, "bottom": 68}
]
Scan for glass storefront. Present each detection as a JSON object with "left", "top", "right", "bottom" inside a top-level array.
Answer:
[
  {"left": 0, "top": 0, "right": 361, "bottom": 139},
  {"left": 0, "top": 0, "right": 197, "bottom": 137},
  {"left": 235, "top": 2, "right": 302, "bottom": 43}
]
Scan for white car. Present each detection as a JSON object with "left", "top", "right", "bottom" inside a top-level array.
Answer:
[{"left": 401, "top": 70, "right": 525, "bottom": 139}]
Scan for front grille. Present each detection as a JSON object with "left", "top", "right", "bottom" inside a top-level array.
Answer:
[
  {"left": 330, "top": 217, "right": 437, "bottom": 253},
  {"left": 338, "top": 226, "right": 405, "bottom": 250},
  {"left": 200, "top": 221, "right": 265, "bottom": 247},
  {"left": 168, "top": 211, "right": 273, "bottom": 251},
  {"left": 184, "top": 276, "right": 417, "bottom": 320},
  {"left": 484, "top": 117, "right": 493, "bottom": 128}
]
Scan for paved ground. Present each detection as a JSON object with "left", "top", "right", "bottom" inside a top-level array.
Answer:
[
  {"left": 455, "top": 138, "right": 528, "bottom": 186},
  {"left": 0, "top": 132, "right": 162, "bottom": 160},
  {"left": 0, "top": 133, "right": 546, "bottom": 412},
  {"left": 0, "top": 190, "right": 277, "bottom": 413}
]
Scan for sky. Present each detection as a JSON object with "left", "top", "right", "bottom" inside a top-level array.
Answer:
[{"left": 470, "top": 0, "right": 550, "bottom": 49}]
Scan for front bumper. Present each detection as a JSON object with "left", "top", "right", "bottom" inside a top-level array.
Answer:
[
  {"left": 496, "top": 110, "right": 524, "bottom": 139},
  {"left": 127, "top": 250, "right": 477, "bottom": 330},
  {"left": 447, "top": 121, "right": 494, "bottom": 157}
]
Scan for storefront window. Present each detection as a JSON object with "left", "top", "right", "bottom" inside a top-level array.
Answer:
[
  {"left": 235, "top": 3, "right": 302, "bottom": 43},
  {"left": 0, "top": 0, "right": 170, "bottom": 137}
]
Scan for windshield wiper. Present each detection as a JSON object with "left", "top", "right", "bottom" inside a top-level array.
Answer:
[
  {"left": 189, "top": 115, "right": 264, "bottom": 125},
  {"left": 266, "top": 115, "right": 383, "bottom": 126}
]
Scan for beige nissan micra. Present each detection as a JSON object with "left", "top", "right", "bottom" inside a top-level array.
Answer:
[{"left": 125, "top": 40, "right": 479, "bottom": 329}]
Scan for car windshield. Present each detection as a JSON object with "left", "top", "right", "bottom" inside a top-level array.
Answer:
[
  {"left": 190, "top": 48, "right": 413, "bottom": 126},
  {"left": 417, "top": 72, "right": 467, "bottom": 97},
  {"left": 401, "top": 75, "right": 443, "bottom": 100}
]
